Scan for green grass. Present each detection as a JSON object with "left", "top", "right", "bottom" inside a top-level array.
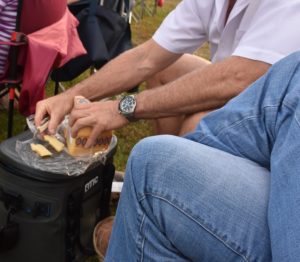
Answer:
[
  {"left": 0, "top": 0, "right": 183, "bottom": 171},
  {"left": 0, "top": 1, "right": 210, "bottom": 261},
  {"left": 0, "top": 0, "right": 210, "bottom": 171},
  {"left": 114, "top": 0, "right": 184, "bottom": 171},
  {"left": 111, "top": 0, "right": 209, "bottom": 170}
]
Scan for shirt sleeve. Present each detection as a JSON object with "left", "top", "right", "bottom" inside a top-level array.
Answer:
[
  {"left": 152, "top": 0, "right": 212, "bottom": 54},
  {"left": 233, "top": 0, "right": 300, "bottom": 65}
]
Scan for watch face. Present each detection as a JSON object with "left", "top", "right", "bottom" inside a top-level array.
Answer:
[{"left": 120, "top": 95, "right": 136, "bottom": 114}]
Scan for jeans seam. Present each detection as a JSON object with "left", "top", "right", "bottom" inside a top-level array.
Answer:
[
  {"left": 216, "top": 115, "right": 262, "bottom": 137},
  {"left": 139, "top": 214, "right": 146, "bottom": 262},
  {"left": 215, "top": 105, "right": 279, "bottom": 138},
  {"left": 198, "top": 105, "right": 280, "bottom": 144},
  {"left": 282, "top": 101, "right": 300, "bottom": 129},
  {"left": 138, "top": 195, "right": 146, "bottom": 202},
  {"left": 143, "top": 192, "right": 250, "bottom": 262}
]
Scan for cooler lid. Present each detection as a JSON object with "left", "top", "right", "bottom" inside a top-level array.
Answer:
[
  {"left": 0, "top": 131, "right": 116, "bottom": 182},
  {"left": 0, "top": 131, "right": 74, "bottom": 182}
]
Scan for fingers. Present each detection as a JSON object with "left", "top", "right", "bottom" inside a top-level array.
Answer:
[
  {"left": 71, "top": 116, "right": 104, "bottom": 148},
  {"left": 35, "top": 94, "right": 74, "bottom": 134},
  {"left": 69, "top": 102, "right": 109, "bottom": 148},
  {"left": 69, "top": 105, "right": 91, "bottom": 127},
  {"left": 69, "top": 100, "right": 125, "bottom": 148},
  {"left": 47, "top": 116, "right": 64, "bottom": 134},
  {"left": 70, "top": 115, "right": 94, "bottom": 138},
  {"left": 86, "top": 126, "right": 103, "bottom": 148},
  {"left": 74, "top": 101, "right": 90, "bottom": 109},
  {"left": 35, "top": 103, "right": 65, "bottom": 135},
  {"left": 34, "top": 101, "right": 48, "bottom": 127}
]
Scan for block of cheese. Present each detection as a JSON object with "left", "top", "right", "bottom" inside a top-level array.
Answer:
[
  {"left": 44, "top": 135, "right": 65, "bottom": 152},
  {"left": 65, "top": 96, "right": 112, "bottom": 157},
  {"left": 31, "top": 143, "right": 52, "bottom": 157},
  {"left": 66, "top": 127, "right": 112, "bottom": 157}
]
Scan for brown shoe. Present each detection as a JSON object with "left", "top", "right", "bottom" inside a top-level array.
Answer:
[{"left": 93, "top": 216, "right": 114, "bottom": 260}]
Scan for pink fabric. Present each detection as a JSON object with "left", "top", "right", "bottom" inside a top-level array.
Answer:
[
  {"left": 18, "top": 9, "right": 86, "bottom": 116},
  {"left": 20, "top": 0, "right": 67, "bottom": 34}
]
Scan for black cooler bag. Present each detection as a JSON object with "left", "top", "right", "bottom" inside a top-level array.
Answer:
[{"left": 0, "top": 131, "right": 116, "bottom": 262}]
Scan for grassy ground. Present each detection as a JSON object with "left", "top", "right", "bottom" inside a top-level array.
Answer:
[
  {"left": 0, "top": 0, "right": 210, "bottom": 171},
  {"left": 0, "top": 0, "right": 210, "bottom": 261},
  {"left": 114, "top": 0, "right": 184, "bottom": 171}
]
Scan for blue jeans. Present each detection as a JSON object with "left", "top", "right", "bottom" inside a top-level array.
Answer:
[{"left": 105, "top": 51, "right": 300, "bottom": 262}]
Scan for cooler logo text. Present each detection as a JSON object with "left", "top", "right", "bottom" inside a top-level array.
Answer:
[{"left": 85, "top": 176, "right": 99, "bottom": 193}]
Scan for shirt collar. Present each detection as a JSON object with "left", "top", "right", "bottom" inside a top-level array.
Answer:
[
  {"left": 227, "top": 0, "right": 250, "bottom": 23},
  {"left": 215, "top": 0, "right": 250, "bottom": 31}
]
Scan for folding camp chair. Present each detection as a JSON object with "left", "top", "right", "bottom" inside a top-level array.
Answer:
[
  {"left": 0, "top": 0, "right": 85, "bottom": 138},
  {"left": 131, "top": 0, "right": 163, "bottom": 22},
  {"left": 51, "top": 0, "right": 138, "bottom": 95}
]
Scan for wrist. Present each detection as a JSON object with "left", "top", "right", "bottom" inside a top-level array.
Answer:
[
  {"left": 65, "top": 84, "right": 83, "bottom": 98},
  {"left": 118, "top": 94, "right": 138, "bottom": 122}
]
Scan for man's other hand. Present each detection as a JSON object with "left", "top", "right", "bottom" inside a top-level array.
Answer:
[
  {"left": 68, "top": 100, "right": 129, "bottom": 148},
  {"left": 35, "top": 93, "right": 74, "bottom": 134}
]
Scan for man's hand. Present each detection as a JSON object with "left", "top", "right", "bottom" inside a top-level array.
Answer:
[
  {"left": 68, "top": 100, "right": 129, "bottom": 148},
  {"left": 35, "top": 93, "right": 74, "bottom": 134}
]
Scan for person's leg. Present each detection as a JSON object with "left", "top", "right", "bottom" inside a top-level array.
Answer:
[
  {"left": 105, "top": 135, "right": 271, "bottom": 262},
  {"left": 146, "top": 54, "right": 210, "bottom": 135},
  {"left": 185, "top": 51, "right": 300, "bottom": 261},
  {"left": 178, "top": 110, "right": 211, "bottom": 136}
]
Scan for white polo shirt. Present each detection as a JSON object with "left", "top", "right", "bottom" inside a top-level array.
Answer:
[{"left": 152, "top": 0, "right": 300, "bottom": 64}]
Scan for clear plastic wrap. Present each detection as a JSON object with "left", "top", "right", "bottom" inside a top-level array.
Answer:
[{"left": 15, "top": 115, "right": 117, "bottom": 176}]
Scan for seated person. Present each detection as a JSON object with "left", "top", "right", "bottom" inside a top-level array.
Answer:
[
  {"left": 102, "top": 51, "right": 300, "bottom": 261},
  {"left": 34, "top": 1, "right": 300, "bottom": 258},
  {"left": 0, "top": 0, "right": 17, "bottom": 79},
  {"left": 34, "top": 0, "right": 300, "bottom": 140}
]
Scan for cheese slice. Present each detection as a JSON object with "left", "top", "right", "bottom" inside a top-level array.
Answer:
[
  {"left": 37, "top": 117, "right": 49, "bottom": 133},
  {"left": 44, "top": 135, "right": 65, "bottom": 152},
  {"left": 30, "top": 143, "right": 52, "bottom": 157}
]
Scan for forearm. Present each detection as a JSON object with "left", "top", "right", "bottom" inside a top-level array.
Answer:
[
  {"left": 67, "top": 0, "right": 79, "bottom": 4},
  {"left": 65, "top": 39, "right": 181, "bottom": 101},
  {"left": 134, "top": 56, "right": 271, "bottom": 119}
]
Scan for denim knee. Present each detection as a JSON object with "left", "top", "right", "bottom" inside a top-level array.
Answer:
[
  {"left": 130, "top": 135, "right": 180, "bottom": 156},
  {"left": 129, "top": 135, "right": 182, "bottom": 172},
  {"left": 126, "top": 135, "right": 186, "bottom": 197}
]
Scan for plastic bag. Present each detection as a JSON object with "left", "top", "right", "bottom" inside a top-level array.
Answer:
[{"left": 15, "top": 115, "right": 117, "bottom": 176}]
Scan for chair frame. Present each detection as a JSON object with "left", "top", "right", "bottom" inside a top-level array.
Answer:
[
  {"left": 0, "top": 0, "right": 24, "bottom": 138},
  {"left": 53, "top": 0, "right": 137, "bottom": 95}
]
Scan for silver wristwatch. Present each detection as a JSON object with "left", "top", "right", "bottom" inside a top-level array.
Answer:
[{"left": 118, "top": 94, "right": 137, "bottom": 122}]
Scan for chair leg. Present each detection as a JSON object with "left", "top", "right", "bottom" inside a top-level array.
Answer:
[
  {"left": 7, "top": 87, "right": 15, "bottom": 138},
  {"left": 54, "top": 81, "right": 66, "bottom": 95},
  {"left": 54, "top": 81, "right": 59, "bottom": 95}
]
